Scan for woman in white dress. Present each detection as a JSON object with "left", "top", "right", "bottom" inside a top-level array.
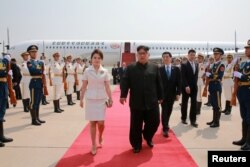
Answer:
[{"left": 80, "top": 49, "right": 113, "bottom": 155}]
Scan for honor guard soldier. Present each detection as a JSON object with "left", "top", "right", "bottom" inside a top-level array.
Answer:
[
  {"left": 204, "top": 57, "right": 215, "bottom": 107},
  {"left": 196, "top": 53, "right": 205, "bottom": 115},
  {"left": 65, "top": 55, "right": 76, "bottom": 105},
  {"left": 0, "top": 54, "right": 14, "bottom": 147},
  {"left": 20, "top": 52, "right": 31, "bottom": 112},
  {"left": 232, "top": 40, "right": 250, "bottom": 150},
  {"left": 27, "top": 45, "right": 46, "bottom": 126},
  {"left": 40, "top": 54, "right": 50, "bottom": 105},
  {"left": 48, "top": 52, "right": 64, "bottom": 113},
  {"left": 75, "top": 57, "right": 84, "bottom": 100},
  {"left": 205, "top": 48, "right": 225, "bottom": 128},
  {"left": 222, "top": 54, "right": 235, "bottom": 115}
]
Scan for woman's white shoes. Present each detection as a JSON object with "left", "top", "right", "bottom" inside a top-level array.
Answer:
[{"left": 91, "top": 146, "right": 97, "bottom": 155}]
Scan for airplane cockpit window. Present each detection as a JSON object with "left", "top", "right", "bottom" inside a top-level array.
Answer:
[
  {"left": 61, "top": 42, "right": 66, "bottom": 45},
  {"left": 81, "top": 42, "right": 85, "bottom": 45},
  {"left": 52, "top": 42, "right": 56, "bottom": 45},
  {"left": 67, "top": 42, "right": 70, "bottom": 45},
  {"left": 91, "top": 42, "right": 95, "bottom": 45},
  {"left": 76, "top": 42, "right": 80, "bottom": 45},
  {"left": 57, "top": 42, "right": 61, "bottom": 45}
]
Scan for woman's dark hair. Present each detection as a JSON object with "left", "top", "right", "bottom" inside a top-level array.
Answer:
[
  {"left": 91, "top": 49, "right": 104, "bottom": 60},
  {"left": 162, "top": 51, "right": 172, "bottom": 58}
]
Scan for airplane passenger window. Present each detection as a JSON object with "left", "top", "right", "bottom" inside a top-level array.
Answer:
[
  {"left": 77, "top": 47, "right": 79, "bottom": 49},
  {"left": 105, "top": 47, "right": 107, "bottom": 49},
  {"left": 76, "top": 42, "right": 80, "bottom": 45},
  {"left": 61, "top": 42, "right": 65, "bottom": 45},
  {"left": 63, "top": 46, "right": 65, "bottom": 49},
  {"left": 71, "top": 42, "right": 75, "bottom": 45},
  {"left": 70, "top": 47, "right": 72, "bottom": 49},
  {"left": 59, "top": 46, "right": 62, "bottom": 49},
  {"left": 67, "top": 42, "right": 70, "bottom": 45},
  {"left": 57, "top": 42, "right": 61, "bottom": 45},
  {"left": 81, "top": 42, "right": 85, "bottom": 45}
]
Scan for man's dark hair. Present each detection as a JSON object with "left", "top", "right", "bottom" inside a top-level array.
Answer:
[
  {"left": 137, "top": 45, "right": 150, "bottom": 52},
  {"left": 162, "top": 51, "right": 172, "bottom": 58},
  {"left": 188, "top": 49, "right": 196, "bottom": 54}
]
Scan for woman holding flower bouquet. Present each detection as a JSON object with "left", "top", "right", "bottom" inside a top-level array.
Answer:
[{"left": 80, "top": 49, "right": 113, "bottom": 155}]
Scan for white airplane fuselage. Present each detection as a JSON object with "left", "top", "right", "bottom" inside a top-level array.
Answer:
[{"left": 8, "top": 40, "right": 245, "bottom": 65}]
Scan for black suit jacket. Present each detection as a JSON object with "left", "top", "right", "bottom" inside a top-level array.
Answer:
[
  {"left": 181, "top": 61, "right": 198, "bottom": 91},
  {"left": 11, "top": 63, "right": 22, "bottom": 84},
  {"left": 159, "top": 65, "right": 181, "bottom": 102},
  {"left": 120, "top": 62, "right": 163, "bottom": 110}
]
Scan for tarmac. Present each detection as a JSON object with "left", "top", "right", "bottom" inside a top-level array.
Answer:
[{"left": 0, "top": 82, "right": 243, "bottom": 167}]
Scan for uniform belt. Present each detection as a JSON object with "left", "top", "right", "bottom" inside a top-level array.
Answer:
[
  {"left": 209, "top": 79, "right": 221, "bottom": 82},
  {"left": 224, "top": 76, "right": 232, "bottom": 79},
  {"left": 238, "top": 81, "right": 250, "bottom": 86},
  {"left": 54, "top": 74, "right": 63, "bottom": 76},
  {"left": 0, "top": 77, "right": 7, "bottom": 82},
  {"left": 22, "top": 73, "right": 30, "bottom": 76},
  {"left": 31, "top": 76, "right": 42, "bottom": 79}
]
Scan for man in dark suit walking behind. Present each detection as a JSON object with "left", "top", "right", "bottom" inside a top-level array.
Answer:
[
  {"left": 159, "top": 52, "right": 181, "bottom": 137},
  {"left": 181, "top": 49, "right": 199, "bottom": 127},
  {"left": 120, "top": 45, "right": 163, "bottom": 153}
]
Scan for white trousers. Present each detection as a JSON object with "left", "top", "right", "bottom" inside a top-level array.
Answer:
[
  {"left": 21, "top": 82, "right": 30, "bottom": 99},
  {"left": 53, "top": 85, "right": 63, "bottom": 100},
  {"left": 66, "top": 82, "right": 75, "bottom": 95},
  {"left": 223, "top": 79, "right": 233, "bottom": 101}
]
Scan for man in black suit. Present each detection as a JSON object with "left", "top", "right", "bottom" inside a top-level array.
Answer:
[
  {"left": 11, "top": 58, "right": 22, "bottom": 100},
  {"left": 120, "top": 45, "right": 163, "bottom": 153},
  {"left": 118, "top": 62, "right": 127, "bottom": 84},
  {"left": 111, "top": 64, "right": 118, "bottom": 84},
  {"left": 159, "top": 52, "right": 181, "bottom": 137},
  {"left": 181, "top": 49, "right": 199, "bottom": 127}
]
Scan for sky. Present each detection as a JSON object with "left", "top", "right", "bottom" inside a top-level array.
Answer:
[{"left": 0, "top": 0, "right": 249, "bottom": 46}]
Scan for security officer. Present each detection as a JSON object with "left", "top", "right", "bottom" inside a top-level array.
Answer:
[
  {"left": 196, "top": 53, "right": 205, "bottom": 115},
  {"left": 65, "top": 55, "right": 76, "bottom": 105},
  {"left": 232, "top": 40, "right": 250, "bottom": 150},
  {"left": 20, "top": 52, "right": 31, "bottom": 112},
  {"left": 0, "top": 54, "right": 14, "bottom": 147},
  {"left": 205, "top": 48, "right": 225, "bottom": 128},
  {"left": 27, "top": 45, "right": 46, "bottom": 126},
  {"left": 48, "top": 52, "right": 64, "bottom": 113},
  {"left": 222, "top": 54, "right": 235, "bottom": 115},
  {"left": 40, "top": 54, "right": 50, "bottom": 105},
  {"left": 75, "top": 57, "right": 84, "bottom": 100}
]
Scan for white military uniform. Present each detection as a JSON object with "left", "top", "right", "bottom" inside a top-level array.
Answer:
[
  {"left": 75, "top": 63, "right": 85, "bottom": 91},
  {"left": 20, "top": 61, "right": 31, "bottom": 99},
  {"left": 49, "top": 61, "right": 64, "bottom": 100},
  {"left": 223, "top": 62, "right": 234, "bottom": 101},
  {"left": 66, "top": 62, "right": 76, "bottom": 95},
  {"left": 197, "top": 62, "right": 206, "bottom": 102}
]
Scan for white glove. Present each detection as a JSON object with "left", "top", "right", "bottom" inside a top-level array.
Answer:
[
  {"left": 4, "top": 54, "right": 11, "bottom": 61},
  {"left": 206, "top": 72, "right": 211, "bottom": 77},
  {"left": 233, "top": 71, "right": 242, "bottom": 78},
  {"left": 8, "top": 70, "right": 13, "bottom": 76}
]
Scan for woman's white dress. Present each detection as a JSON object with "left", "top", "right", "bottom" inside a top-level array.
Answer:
[{"left": 82, "top": 65, "right": 110, "bottom": 121}]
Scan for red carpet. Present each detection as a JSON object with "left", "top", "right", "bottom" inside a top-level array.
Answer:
[{"left": 56, "top": 87, "right": 198, "bottom": 167}]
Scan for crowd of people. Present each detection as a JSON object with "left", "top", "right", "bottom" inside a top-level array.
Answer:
[{"left": 0, "top": 40, "right": 250, "bottom": 155}]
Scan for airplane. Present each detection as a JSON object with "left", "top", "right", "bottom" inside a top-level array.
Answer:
[{"left": 8, "top": 40, "right": 245, "bottom": 65}]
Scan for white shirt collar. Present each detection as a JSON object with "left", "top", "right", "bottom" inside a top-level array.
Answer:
[
  {"left": 89, "top": 65, "right": 105, "bottom": 72},
  {"left": 214, "top": 60, "right": 221, "bottom": 64},
  {"left": 165, "top": 64, "right": 171, "bottom": 69}
]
